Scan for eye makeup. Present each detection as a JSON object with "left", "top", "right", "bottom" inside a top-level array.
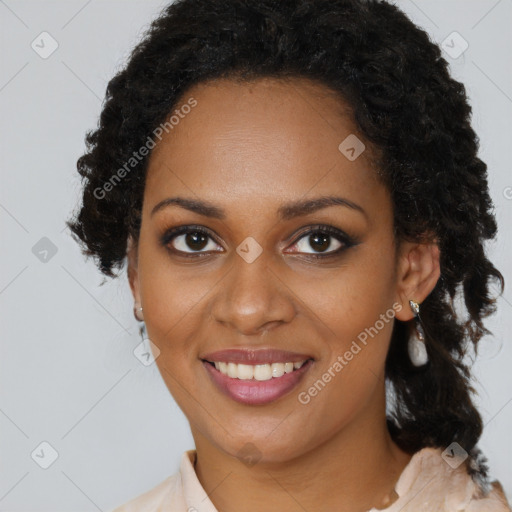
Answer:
[{"left": 158, "top": 223, "right": 360, "bottom": 261}]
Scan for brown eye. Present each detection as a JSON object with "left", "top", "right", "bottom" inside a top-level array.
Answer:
[
  {"left": 161, "top": 226, "right": 223, "bottom": 255},
  {"left": 294, "top": 231, "right": 342, "bottom": 254},
  {"left": 180, "top": 231, "right": 209, "bottom": 251},
  {"left": 286, "top": 225, "right": 356, "bottom": 258}
]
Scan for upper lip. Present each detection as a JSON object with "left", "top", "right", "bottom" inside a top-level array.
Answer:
[{"left": 200, "top": 348, "right": 314, "bottom": 364}]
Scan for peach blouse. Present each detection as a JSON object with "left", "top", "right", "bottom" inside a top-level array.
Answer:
[{"left": 111, "top": 446, "right": 511, "bottom": 512}]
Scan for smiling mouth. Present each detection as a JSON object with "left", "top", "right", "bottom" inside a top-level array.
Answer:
[
  {"left": 201, "top": 358, "right": 315, "bottom": 406},
  {"left": 202, "top": 359, "right": 313, "bottom": 381}
]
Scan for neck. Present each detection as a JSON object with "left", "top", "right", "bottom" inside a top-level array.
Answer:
[{"left": 191, "top": 382, "right": 413, "bottom": 512}]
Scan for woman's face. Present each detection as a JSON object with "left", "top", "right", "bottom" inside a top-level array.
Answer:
[{"left": 129, "top": 77, "right": 424, "bottom": 463}]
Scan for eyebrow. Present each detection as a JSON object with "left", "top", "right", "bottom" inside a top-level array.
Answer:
[{"left": 150, "top": 195, "right": 367, "bottom": 221}]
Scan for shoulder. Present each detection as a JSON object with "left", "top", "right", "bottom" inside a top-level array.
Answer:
[
  {"left": 385, "top": 447, "right": 511, "bottom": 512},
  {"left": 466, "top": 480, "right": 512, "bottom": 512}
]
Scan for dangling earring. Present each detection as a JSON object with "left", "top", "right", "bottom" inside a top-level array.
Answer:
[
  {"left": 134, "top": 302, "right": 144, "bottom": 322},
  {"left": 408, "top": 299, "right": 428, "bottom": 366},
  {"left": 138, "top": 320, "right": 147, "bottom": 345},
  {"left": 132, "top": 303, "right": 160, "bottom": 365}
]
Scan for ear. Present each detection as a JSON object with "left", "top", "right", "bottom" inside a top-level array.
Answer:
[
  {"left": 127, "top": 234, "right": 142, "bottom": 319},
  {"left": 393, "top": 239, "right": 441, "bottom": 322}
]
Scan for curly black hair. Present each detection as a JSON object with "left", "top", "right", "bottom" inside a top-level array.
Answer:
[{"left": 67, "top": 0, "right": 505, "bottom": 492}]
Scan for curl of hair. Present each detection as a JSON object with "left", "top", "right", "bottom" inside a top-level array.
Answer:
[{"left": 67, "top": 0, "right": 504, "bottom": 491}]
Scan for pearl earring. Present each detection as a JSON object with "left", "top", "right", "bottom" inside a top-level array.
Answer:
[
  {"left": 408, "top": 299, "right": 428, "bottom": 366},
  {"left": 134, "top": 302, "right": 144, "bottom": 322}
]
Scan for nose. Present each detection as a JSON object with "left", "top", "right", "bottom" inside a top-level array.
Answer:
[{"left": 210, "top": 249, "right": 296, "bottom": 336}]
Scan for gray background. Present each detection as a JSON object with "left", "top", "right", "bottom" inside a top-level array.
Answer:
[{"left": 1, "top": 1, "right": 511, "bottom": 510}]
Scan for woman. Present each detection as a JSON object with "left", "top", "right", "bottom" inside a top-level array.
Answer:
[{"left": 66, "top": 0, "right": 511, "bottom": 510}]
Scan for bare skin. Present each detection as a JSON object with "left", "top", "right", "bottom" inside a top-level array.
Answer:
[{"left": 127, "top": 76, "right": 441, "bottom": 512}]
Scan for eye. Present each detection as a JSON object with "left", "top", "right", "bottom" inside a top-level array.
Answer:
[
  {"left": 160, "top": 224, "right": 357, "bottom": 259},
  {"left": 160, "top": 225, "right": 223, "bottom": 256},
  {"left": 286, "top": 225, "right": 355, "bottom": 258}
]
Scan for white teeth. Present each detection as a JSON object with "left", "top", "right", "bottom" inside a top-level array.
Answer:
[
  {"left": 227, "top": 362, "right": 238, "bottom": 378},
  {"left": 254, "top": 364, "right": 272, "bottom": 381},
  {"left": 271, "top": 362, "right": 285, "bottom": 378},
  {"left": 284, "top": 362, "right": 294, "bottom": 373},
  {"left": 211, "top": 360, "right": 308, "bottom": 381},
  {"left": 238, "top": 363, "right": 254, "bottom": 380}
]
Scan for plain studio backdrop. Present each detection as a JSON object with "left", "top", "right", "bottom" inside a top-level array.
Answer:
[{"left": 0, "top": 1, "right": 511, "bottom": 510}]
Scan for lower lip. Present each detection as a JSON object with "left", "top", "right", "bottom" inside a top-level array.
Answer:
[{"left": 202, "top": 359, "right": 314, "bottom": 405}]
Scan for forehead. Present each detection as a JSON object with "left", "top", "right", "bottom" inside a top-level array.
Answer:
[{"left": 144, "top": 76, "right": 384, "bottom": 215}]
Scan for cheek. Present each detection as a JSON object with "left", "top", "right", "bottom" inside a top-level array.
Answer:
[
  {"left": 296, "top": 245, "right": 397, "bottom": 345},
  {"left": 295, "top": 302, "right": 395, "bottom": 433},
  {"left": 137, "top": 233, "right": 211, "bottom": 324},
  {"left": 292, "top": 243, "right": 397, "bottom": 401},
  {"left": 137, "top": 256, "right": 213, "bottom": 382}
]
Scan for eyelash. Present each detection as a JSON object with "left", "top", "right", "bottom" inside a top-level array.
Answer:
[{"left": 159, "top": 224, "right": 357, "bottom": 260}]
